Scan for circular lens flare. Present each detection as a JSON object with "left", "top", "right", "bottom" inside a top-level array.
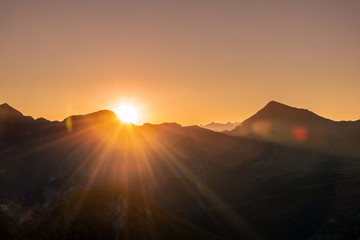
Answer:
[
  {"left": 292, "top": 125, "right": 308, "bottom": 142},
  {"left": 115, "top": 104, "right": 138, "bottom": 124}
]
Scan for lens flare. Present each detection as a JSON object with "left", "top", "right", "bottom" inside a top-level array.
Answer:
[
  {"left": 66, "top": 116, "right": 72, "bottom": 132},
  {"left": 292, "top": 125, "right": 308, "bottom": 142}
]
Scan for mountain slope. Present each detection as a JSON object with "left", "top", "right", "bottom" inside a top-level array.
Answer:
[
  {"left": 0, "top": 103, "right": 24, "bottom": 118},
  {"left": 227, "top": 101, "right": 360, "bottom": 156}
]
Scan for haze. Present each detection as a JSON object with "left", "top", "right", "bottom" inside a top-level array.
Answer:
[{"left": 1, "top": 0, "right": 360, "bottom": 124}]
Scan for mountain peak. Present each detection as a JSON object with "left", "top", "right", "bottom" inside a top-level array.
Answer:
[
  {"left": 265, "top": 100, "right": 286, "bottom": 107},
  {"left": 0, "top": 103, "right": 24, "bottom": 117},
  {"left": 262, "top": 100, "right": 295, "bottom": 111},
  {"left": 255, "top": 100, "right": 316, "bottom": 119}
]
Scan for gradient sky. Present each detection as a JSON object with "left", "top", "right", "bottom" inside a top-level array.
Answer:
[{"left": 1, "top": 0, "right": 360, "bottom": 125}]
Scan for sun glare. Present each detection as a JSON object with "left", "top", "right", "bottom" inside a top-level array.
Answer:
[{"left": 115, "top": 104, "right": 138, "bottom": 124}]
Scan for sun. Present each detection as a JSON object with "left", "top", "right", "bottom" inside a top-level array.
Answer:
[{"left": 114, "top": 104, "right": 138, "bottom": 124}]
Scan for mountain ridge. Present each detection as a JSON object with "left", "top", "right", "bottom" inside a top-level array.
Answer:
[{"left": 2, "top": 101, "right": 359, "bottom": 127}]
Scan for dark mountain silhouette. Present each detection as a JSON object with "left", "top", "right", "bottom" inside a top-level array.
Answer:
[
  {"left": 227, "top": 101, "right": 360, "bottom": 156},
  {"left": 0, "top": 103, "right": 35, "bottom": 126},
  {"left": 200, "top": 122, "right": 239, "bottom": 132},
  {"left": 0, "top": 103, "right": 24, "bottom": 118},
  {"left": 1, "top": 103, "right": 360, "bottom": 239},
  {"left": 240, "top": 101, "right": 333, "bottom": 126}
]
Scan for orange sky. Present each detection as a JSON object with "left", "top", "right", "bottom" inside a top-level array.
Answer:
[{"left": 1, "top": 0, "right": 360, "bottom": 125}]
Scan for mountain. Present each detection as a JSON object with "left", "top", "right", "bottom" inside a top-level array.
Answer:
[
  {"left": 1, "top": 103, "right": 360, "bottom": 239},
  {"left": 0, "top": 103, "right": 24, "bottom": 118},
  {"left": 200, "top": 122, "right": 239, "bottom": 132},
  {"left": 227, "top": 101, "right": 360, "bottom": 156}
]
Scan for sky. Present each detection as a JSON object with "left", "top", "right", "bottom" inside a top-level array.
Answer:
[{"left": 1, "top": 0, "right": 360, "bottom": 125}]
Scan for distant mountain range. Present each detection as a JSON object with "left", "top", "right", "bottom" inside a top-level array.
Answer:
[
  {"left": 1, "top": 101, "right": 360, "bottom": 239},
  {"left": 200, "top": 122, "right": 240, "bottom": 132}
]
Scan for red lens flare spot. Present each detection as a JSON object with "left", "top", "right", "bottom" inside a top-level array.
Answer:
[{"left": 292, "top": 125, "right": 308, "bottom": 142}]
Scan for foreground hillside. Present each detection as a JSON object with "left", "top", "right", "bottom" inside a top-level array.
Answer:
[
  {"left": 1, "top": 102, "right": 360, "bottom": 239},
  {"left": 0, "top": 184, "right": 222, "bottom": 240}
]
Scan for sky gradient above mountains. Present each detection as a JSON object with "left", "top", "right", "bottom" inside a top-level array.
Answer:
[{"left": 1, "top": 0, "right": 360, "bottom": 124}]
